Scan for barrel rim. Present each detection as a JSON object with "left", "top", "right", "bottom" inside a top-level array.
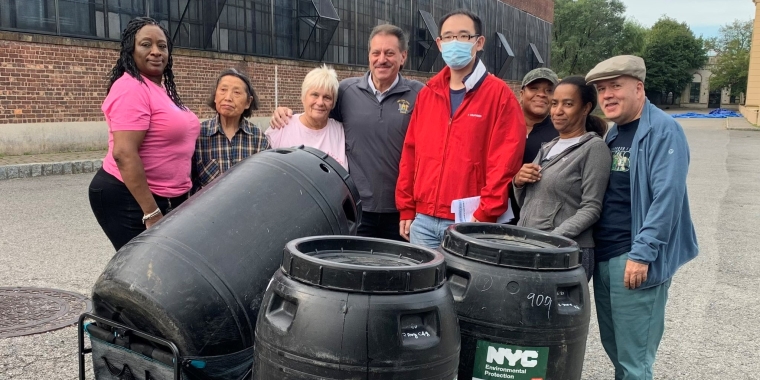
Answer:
[
  {"left": 441, "top": 223, "right": 581, "bottom": 269},
  {"left": 281, "top": 235, "right": 446, "bottom": 293}
]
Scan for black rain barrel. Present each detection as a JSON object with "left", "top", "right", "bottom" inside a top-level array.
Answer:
[
  {"left": 439, "top": 223, "right": 590, "bottom": 380},
  {"left": 253, "top": 236, "right": 460, "bottom": 380},
  {"left": 91, "top": 147, "right": 361, "bottom": 358}
]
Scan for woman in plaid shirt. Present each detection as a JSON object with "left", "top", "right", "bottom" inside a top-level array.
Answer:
[{"left": 192, "top": 69, "right": 270, "bottom": 191}]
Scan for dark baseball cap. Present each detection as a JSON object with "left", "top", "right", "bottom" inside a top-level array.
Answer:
[{"left": 521, "top": 68, "right": 559, "bottom": 88}]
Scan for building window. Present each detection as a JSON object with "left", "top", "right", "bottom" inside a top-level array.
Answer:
[
  {"left": 105, "top": 0, "right": 146, "bottom": 39},
  {"left": 251, "top": 0, "right": 272, "bottom": 55},
  {"left": 58, "top": 0, "right": 98, "bottom": 37},
  {"left": 219, "top": 0, "right": 255, "bottom": 53},
  {"left": 0, "top": 0, "right": 147, "bottom": 39},
  {"left": 151, "top": 0, "right": 208, "bottom": 50},
  {"left": 0, "top": 0, "right": 57, "bottom": 34},
  {"left": 690, "top": 82, "right": 701, "bottom": 103},
  {"left": 354, "top": 0, "right": 371, "bottom": 66},
  {"left": 273, "top": 0, "right": 298, "bottom": 58},
  {"left": 324, "top": 0, "right": 352, "bottom": 64},
  {"left": 0, "top": 0, "right": 553, "bottom": 81},
  {"left": 174, "top": 0, "right": 204, "bottom": 49}
]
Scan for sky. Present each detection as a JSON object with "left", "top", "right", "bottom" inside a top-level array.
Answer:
[{"left": 619, "top": 0, "right": 756, "bottom": 39}]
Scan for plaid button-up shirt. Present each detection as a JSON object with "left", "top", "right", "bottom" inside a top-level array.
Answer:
[{"left": 192, "top": 115, "right": 270, "bottom": 190}]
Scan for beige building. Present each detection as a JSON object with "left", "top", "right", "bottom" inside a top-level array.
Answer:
[
  {"left": 741, "top": 0, "right": 760, "bottom": 124},
  {"left": 681, "top": 55, "right": 745, "bottom": 110}
]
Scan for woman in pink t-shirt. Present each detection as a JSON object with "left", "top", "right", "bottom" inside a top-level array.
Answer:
[
  {"left": 88, "top": 17, "right": 200, "bottom": 251},
  {"left": 265, "top": 65, "right": 347, "bottom": 169}
]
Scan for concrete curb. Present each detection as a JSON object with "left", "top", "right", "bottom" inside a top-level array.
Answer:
[
  {"left": 0, "top": 159, "right": 103, "bottom": 181},
  {"left": 726, "top": 117, "right": 760, "bottom": 131}
]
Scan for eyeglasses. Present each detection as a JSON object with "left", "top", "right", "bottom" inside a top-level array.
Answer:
[{"left": 440, "top": 33, "right": 480, "bottom": 42}]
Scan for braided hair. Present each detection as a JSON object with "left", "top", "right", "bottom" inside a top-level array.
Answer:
[{"left": 106, "top": 17, "right": 186, "bottom": 110}]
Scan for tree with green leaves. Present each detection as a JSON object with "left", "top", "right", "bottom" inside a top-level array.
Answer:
[
  {"left": 642, "top": 17, "right": 707, "bottom": 97},
  {"left": 707, "top": 19, "right": 753, "bottom": 97},
  {"left": 613, "top": 20, "right": 648, "bottom": 57},
  {"left": 551, "top": 0, "right": 627, "bottom": 77}
]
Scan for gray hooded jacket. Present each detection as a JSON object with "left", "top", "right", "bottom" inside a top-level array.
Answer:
[{"left": 514, "top": 132, "right": 611, "bottom": 248}]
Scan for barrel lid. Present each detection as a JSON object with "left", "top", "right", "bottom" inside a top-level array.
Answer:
[
  {"left": 281, "top": 236, "right": 446, "bottom": 293},
  {"left": 440, "top": 223, "right": 580, "bottom": 270}
]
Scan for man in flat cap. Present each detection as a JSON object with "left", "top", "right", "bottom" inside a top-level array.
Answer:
[{"left": 586, "top": 55, "right": 699, "bottom": 379}]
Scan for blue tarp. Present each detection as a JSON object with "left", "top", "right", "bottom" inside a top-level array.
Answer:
[{"left": 671, "top": 108, "right": 742, "bottom": 118}]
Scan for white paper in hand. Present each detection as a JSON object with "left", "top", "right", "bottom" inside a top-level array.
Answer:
[{"left": 451, "top": 196, "right": 514, "bottom": 223}]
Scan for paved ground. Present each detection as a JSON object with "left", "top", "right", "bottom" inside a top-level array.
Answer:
[
  {"left": 1, "top": 117, "right": 759, "bottom": 379},
  {"left": 726, "top": 116, "right": 760, "bottom": 130},
  {"left": 0, "top": 173, "right": 111, "bottom": 379}
]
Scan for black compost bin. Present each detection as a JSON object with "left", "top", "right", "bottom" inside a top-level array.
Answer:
[
  {"left": 440, "top": 223, "right": 590, "bottom": 380},
  {"left": 254, "top": 236, "right": 460, "bottom": 379},
  {"left": 91, "top": 147, "right": 361, "bottom": 358}
]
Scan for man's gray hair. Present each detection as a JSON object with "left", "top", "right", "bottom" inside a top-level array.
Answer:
[{"left": 368, "top": 24, "right": 408, "bottom": 52}]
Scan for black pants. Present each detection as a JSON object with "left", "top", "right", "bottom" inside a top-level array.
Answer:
[
  {"left": 89, "top": 169, "right": 188, "bottom": 251},
  {"left": 356, "top": 211, "right": 404, "bottom": 241},
  {"left": 506, "top": 185, "right": 521, "bottom": 225},
  {"left": 581, "top": 247, "right": 595, "bottom": 282}
]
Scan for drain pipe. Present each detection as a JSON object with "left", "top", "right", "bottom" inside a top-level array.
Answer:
[{"left": 275, "top": 65, "right": 279, "bottom": 109}]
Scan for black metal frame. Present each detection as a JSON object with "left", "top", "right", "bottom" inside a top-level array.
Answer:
[
  {"left": 494, "top": 31, "right": 515, "bottom": 80},
  {"left": 78, "top": 312, "right": 182, "bottom": 380},
  {"left": 297, "top": 0, "right": 340, "bottom": 61},
  {"left": 415, "top": 9, "right": 439, "bottom": 73},
  {"left": 528, "top": 42, "right": 545, "bottom": 70}
]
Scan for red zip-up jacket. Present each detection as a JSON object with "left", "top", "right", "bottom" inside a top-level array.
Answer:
[{"left": 396, "top": 60, "right": 526, "bottom": 222}]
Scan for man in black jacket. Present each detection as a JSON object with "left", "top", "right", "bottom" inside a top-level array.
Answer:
[{"left": 269, "top": 24, "right": 423, "bottom": 241}]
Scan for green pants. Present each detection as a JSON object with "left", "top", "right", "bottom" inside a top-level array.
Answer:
[{"left": 593, "top": 254, "right": 671, "bottom": 380}]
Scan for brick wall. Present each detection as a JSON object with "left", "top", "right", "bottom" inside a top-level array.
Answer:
[
  {"left": 0, "top": 32, "right": 522, "bottom": 124},
  {"left": 500, "top": 0, "right": 554, "bottom": 23}
]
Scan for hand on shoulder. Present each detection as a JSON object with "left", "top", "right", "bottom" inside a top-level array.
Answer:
[{"left": 270, "top": 107, "right": 293, "bottom": 129}]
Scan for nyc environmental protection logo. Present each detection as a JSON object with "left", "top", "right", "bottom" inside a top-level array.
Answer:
[{"left": 472, "top": 340, "right": 549, "bottom": 380}]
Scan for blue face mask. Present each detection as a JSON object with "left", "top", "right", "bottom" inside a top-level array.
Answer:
[{"left": 441, "top": 40, "right": 475, "bottom": 70}]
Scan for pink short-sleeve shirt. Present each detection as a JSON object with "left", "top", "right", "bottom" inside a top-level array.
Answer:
[
  {"left": 101, "top": 74, "right": 200, "bottom": 198},
  {"left": 265, "top": 114, "right": 348, "bottom": 170}
]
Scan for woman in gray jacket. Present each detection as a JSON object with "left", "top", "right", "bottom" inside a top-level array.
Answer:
[{"left": 513, "top": 76, "right": 611, "bottom": 281}]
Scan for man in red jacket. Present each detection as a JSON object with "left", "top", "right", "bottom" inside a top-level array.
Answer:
[{"left": 396, "top": 9, "right": 526, "bottom": 248}]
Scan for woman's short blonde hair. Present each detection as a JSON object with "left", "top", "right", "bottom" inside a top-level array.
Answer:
[{"left": 301, "top": 64, "right": 339, "bottom": 102}]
